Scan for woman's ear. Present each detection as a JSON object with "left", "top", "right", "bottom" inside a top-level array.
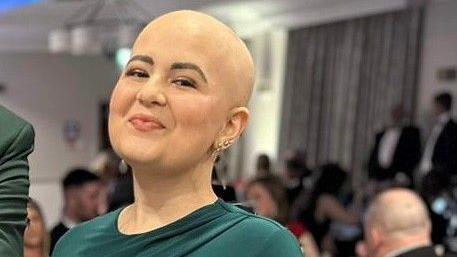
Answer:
[{"left": 216, "top": 107, "right": 249, "bottom": 144}]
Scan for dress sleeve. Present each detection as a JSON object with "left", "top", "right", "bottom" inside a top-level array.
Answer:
[
  {"left": 0, "top": 121, "right": 35, "bottom": 257},
  {"left": 255, "top": 228, "right": 304, "bottom": 257}
]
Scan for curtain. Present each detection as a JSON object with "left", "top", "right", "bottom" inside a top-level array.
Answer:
[{"left": 279, "top": 8, "right": 423, "bottom": 180}]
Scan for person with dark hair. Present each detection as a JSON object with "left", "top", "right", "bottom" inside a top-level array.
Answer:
[
  {"left": 295, "top": 164, "right": 359, "bottom": 251},
  {"left": 49, "top": 168, "right": 101, "bottom": 254},
  {"left": 420, "top": 166, "right": 454, "bottom": 247},
  {"left": 283, "top": 149, "right": 313, "bottom": 205},
  {"left": 368, "top": 104, "right": 421, "bottom": 185},
  {"left": 0, "top": 105, "right": 35, "bottom": 257},
  {"left": 419, "top": 92, "right": 457, "bottom": 177},
  {"left": 245, "top": 177, "right": 320, "bottom": 257},
  {"left": 256, "top": 153, "right": 272, "bottom": 178}
]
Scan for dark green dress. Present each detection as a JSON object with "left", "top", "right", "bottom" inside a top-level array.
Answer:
[
  {"left": 0, "top": 105, "right": 34, "bottom": 257},
  {"left": 52, "top": 199, "right": 303, "bottom": 257}
]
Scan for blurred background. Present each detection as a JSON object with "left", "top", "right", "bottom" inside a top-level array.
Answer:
[{"left": 1, "top": 0, "right": 456, "bottom": 256}]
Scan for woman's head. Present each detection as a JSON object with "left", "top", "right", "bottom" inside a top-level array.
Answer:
[
  {"left": 245, "top": 177, "right": 289, "bottom": 224},
  {"left": 256, "top": 154, "right": 271, "bottom": 177},
  {"left": 24, "top": 199, "right": 49, "bottom": 257},
  {"left": 109, "top": 11, "right": 254, "bottom": 175},
  {"left": 314, "top": 163, "right": 347, "bottom": 196}
]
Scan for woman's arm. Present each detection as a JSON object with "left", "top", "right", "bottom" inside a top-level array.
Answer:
[
  {"left": 0, "top": 106, "right": 35, "bottom": 257},
  {"left": 317, "top": 194, "right": 359, "bottom": 224},
  {"left": 299, "top": 232, "right": 320, "bottom": 257}
]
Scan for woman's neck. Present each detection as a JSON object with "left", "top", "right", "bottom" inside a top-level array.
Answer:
[{"left": 118, "top": 161, "right": 218, "bottom": 235}]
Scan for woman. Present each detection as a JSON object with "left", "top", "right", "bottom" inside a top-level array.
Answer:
[
  {"left": 245, "top": 177, "right": 320, "bottom": 257},
  {"left": 52, "top": 10, "right": 302, "bottom": 257},
  {"left": 24, "top": 199, "right": 50, "bottom": 257},
  {"left": 295, "top": 164, "right": 359, "bottom": 251}
]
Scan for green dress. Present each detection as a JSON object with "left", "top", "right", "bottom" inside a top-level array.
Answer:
[
  {"left": 52, "top": 199, "right": 303, "bottom": 257},
  {"left": 0, "top": 105, "right": 35, "bottom": 257}
]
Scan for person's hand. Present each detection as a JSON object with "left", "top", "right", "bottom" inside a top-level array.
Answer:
[{"left": 355, "top": 240, "right": 368, "bottom": 257}]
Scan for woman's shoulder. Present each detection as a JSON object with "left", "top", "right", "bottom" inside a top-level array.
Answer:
[
  {"left": 218, "top": 202, "right": 303, "bottom": 256},
  {"left": 220, "top": 201, "right": 299, "bottom": 241},
  {"left": 221, "top": 201, "right": 285, "bottom": 231}
]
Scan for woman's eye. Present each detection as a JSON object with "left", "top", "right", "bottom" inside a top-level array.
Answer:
[
  {"left": 125, "top": 69, "right": 149, "bottom": 78},
  {"left": 173, "top": 79, "right": 196, "bottom": 88}
]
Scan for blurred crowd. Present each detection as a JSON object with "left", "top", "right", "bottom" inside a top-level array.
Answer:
[{"left": 25, "top": 91, "right": 457, "bottom": 257}]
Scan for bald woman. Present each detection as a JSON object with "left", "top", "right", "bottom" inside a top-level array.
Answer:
[{"left": 52, "top": 10, "right": 303, "bottom": 257}]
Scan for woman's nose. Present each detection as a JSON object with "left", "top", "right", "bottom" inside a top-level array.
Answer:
[{"left": 135, "top": 78, "right": 167, "bottom": 107}]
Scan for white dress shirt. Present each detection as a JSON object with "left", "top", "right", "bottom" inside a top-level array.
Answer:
[
  {"left": 419, "top": 112, "right": 451, "bottom": 173},
  {"left": 378, "top": 127, "right": 401, "bottom": 168},
  {"left": 62, "top": 215, "right": 77, "bottom": 229}
]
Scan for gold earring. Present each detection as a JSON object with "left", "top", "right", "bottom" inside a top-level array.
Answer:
[{"left": 211, "top": 139, "right": 233, "bottom": 161}]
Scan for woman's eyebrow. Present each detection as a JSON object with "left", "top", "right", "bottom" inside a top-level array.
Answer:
[
  {"left": 170, "top": 62, "right": 207, "bottom": 83},
  {"left": 126, "top": 55, "right": 154, "bottom": 66}
]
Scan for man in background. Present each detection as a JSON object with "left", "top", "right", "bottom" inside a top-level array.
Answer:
[
  {"left": 368, "top": 104, "right": 421, "bottom": 186},
  {"left": 50, "top": 168, "right": 101, "bottom": 254},
  {"left": 363, "top": 188, "right": 456, "bottom": 257},
  {"left": 419, "top": 92, "right": 457, "bottom": 178}
]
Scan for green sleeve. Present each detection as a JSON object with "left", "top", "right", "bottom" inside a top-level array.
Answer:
[
  {"left": 255, "top": 228, "right": 304, "bottom": 257},
  {"left": 0, "top": 107, "right": 35, "bottom": 257}
]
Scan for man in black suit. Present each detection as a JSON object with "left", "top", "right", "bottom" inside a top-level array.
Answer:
[
  {"left": 419, "top": 92, "right": 457, "bottom": 178},
  {"left": 368, "top": 105, "right": 421, "bottom": 184},
  {"left": 50, "top": 168, "right": 101, "bottom": 254},
  {"left": 363, "top": 188, "right": 456, "bottom": 257}
]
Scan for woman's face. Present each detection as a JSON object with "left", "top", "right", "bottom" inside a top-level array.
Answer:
[
  {"left": 24, "top": 206, "right": 45, "bottom": 257},
  {"left": 246, "top": 183, "right": 278, "bottom": 219},
  {"left": 109, "top": 22, "right": 236, "bottom": 173}
]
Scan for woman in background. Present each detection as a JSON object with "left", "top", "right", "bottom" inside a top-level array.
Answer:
[
  {"left": 295, "top": 163, "right": 359, "bottom": 252},
  {"left": 24, "top": 199, "right": 50, "bottom": 257},
  {"left": 246, "top": 177, "right": 320, "bottom": 257}
]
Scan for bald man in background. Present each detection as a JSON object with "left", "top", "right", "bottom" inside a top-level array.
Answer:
[{"left": 363, "top": 189, "right": 456, "bottom": 257}]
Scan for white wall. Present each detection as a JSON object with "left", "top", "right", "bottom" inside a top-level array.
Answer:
[
  {"left": 242, "top": 29, "right": 288, "bottom": 178},
  {"left": 417, "top": 0, "right": 457, "bottom": 129},
  {"left": 0, "top": 53, "right": 117, "bottom": 227}
]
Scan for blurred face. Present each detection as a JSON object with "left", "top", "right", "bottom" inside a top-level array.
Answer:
[
  {"left": 24, "top": 206, "right": 45, "bottom": 257},
  {"left": 433, "top": 101, "right": 445, "bottom": 117},
  {"left": 246, "top": 183, "right": 278, "bottom": 219},
  {"left": 75, "top": 182, "right": 101, "bottom": 221},
  {"left": 108, "top": 18, "right": 239, "bottom": 174}
]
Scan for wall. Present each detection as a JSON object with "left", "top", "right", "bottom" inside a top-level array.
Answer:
[
  {"left": 0, "top": 53, "right": 117, "bottom": 227},
  {"left": 239, "top": 0, "right": 457, "bottom": 177},
  {"left": 241, "top": 29, "right": 288, "bottom": 178},
  {"left": 417, "top": 0, "right": 457, "bottom": 129},
  {"left": 236, "top": 0, "right": 410, "bottom": 177}
]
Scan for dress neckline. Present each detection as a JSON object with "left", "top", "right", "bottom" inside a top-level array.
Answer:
[{"left": 114, "top": 199, "right": 225, "bottom": 237}]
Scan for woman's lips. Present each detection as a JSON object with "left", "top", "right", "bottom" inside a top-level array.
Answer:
[{"left": 128, "top": 115, "right": 165, "bottom": 132}]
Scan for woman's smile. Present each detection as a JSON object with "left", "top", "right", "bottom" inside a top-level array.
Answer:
[{"left": 128, "top": 113, "right": 165, "bottom": 132}]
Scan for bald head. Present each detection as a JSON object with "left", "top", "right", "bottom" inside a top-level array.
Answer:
[
  {"left": 366, "top": 188, "right": 430, "bottom": 237},
  {"left": 133, "top": 10, "right": 255, "bottom": 106}
]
